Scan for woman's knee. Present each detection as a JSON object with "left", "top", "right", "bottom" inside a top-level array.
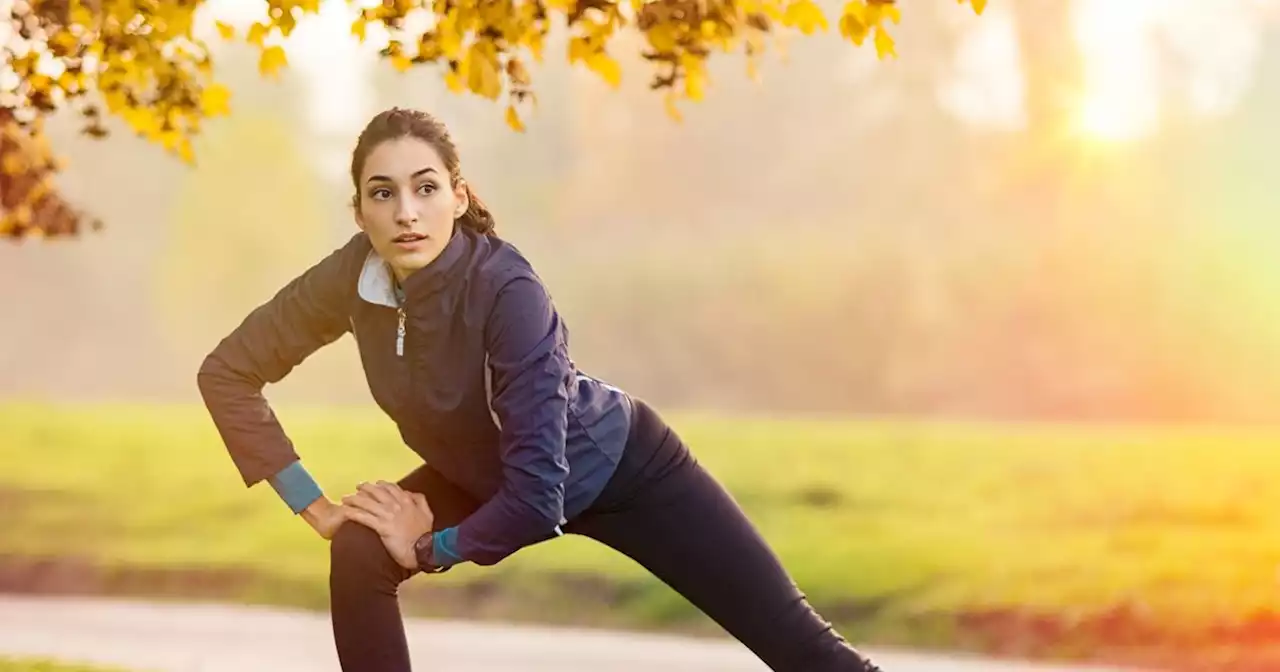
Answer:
[{"left": 330, "top": 521, "right": 408, "bottom": 590}]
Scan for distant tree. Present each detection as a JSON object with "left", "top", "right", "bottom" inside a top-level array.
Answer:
[{"left": 0, "top": 0, "right": 986, "bottom": 239}]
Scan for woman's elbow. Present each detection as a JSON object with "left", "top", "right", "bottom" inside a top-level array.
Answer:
[{"left": 196, "top": 351, "right": 251, "bottom": 403}]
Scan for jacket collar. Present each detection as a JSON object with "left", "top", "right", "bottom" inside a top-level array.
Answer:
[{"left": 356, "top": 224, "right": 470, "bottom": 308}]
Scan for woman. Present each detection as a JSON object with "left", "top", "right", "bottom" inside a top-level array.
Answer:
[{"left": 197, "top": 107, "right": 883, "bottom": 672}]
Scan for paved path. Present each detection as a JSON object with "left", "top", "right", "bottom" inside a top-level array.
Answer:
[{"left": 0, "top": 595, "right": 1149, "bottom": 672}]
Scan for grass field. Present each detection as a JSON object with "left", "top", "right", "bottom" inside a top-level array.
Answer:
[{"left": 3, "top": 402, "right": 1280, "bottom": 670}]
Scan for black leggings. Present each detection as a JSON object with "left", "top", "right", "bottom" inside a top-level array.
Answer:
[{"left": 329, "top": 398, "right": 878, "bottom": 671}]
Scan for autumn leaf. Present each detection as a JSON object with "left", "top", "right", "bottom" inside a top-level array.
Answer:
[
  {"left": 505, "top": 105, "right": 526, "bottom": 132},
  {"left": 663, "top": 91, "right": 683, "bottom": 122},
  {"left": 200, "top": 84, "right": 232, "bottom": 116},
  {"left": 177, "top": 138, "right": 195, "bottom": 165},
  {"left": 586, "top": 52, "right": 623, "bottom": 89},
  {"left": 874, "top": 25, "right": 896, "bottom": 59},
  {"left": 258, "top": 46, "right": 289, "bottom": 78},
  {"left": 1, "top": 0, "right": 981, "bottom": 240},
  {"left": 444, "top": 69, "right": 466, "bottom": 93},
  {"left": 246, "top": 22, "right": 270, "bottom": 47},
  {"left": 783, "top": 0, "right": 829, "bottom": 35}
]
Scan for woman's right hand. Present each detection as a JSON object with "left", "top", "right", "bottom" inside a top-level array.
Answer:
[{"left": 301, "top": 497, "right": 349, "bottom": 540}]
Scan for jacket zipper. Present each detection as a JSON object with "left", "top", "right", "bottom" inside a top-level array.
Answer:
[{"left": 396, "top": 306, "right": 406, "bottom": 357}]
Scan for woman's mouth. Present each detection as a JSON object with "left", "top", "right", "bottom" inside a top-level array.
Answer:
[{"left": 393, "top": 232, "right": 427, "bottom": 248}]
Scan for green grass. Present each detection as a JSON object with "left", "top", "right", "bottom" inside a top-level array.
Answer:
[
  {"left": 3, "top": 401, "right": 1280, "bottom": 670},
  {"left": 0, "top": 658, "right": 131, "bottom": 672}
]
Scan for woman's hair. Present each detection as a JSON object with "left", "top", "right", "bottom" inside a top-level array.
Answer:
[{"left": 349, "top": 107, "right": 495, "bottom": 236}]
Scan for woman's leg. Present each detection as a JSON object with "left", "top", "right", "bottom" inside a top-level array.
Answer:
[
  {"left": 329, "top": 463, "right": 481, "bottom": 672},
  {"left": 568, "top": 400, "right": 881, "bottom": 672}
]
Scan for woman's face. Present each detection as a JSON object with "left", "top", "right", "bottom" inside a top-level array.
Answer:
[{"left": 355, "top": 136, "right": 468, "bottom": 282}]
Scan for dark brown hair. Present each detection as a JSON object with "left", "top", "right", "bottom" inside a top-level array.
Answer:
[{"left": 349, "top": 107, "right": 495, "bottom": 236}]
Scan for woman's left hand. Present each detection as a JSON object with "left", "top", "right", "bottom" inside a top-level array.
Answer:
[{"left": 343, "top": 481, "right": 435, "bottom": 570}]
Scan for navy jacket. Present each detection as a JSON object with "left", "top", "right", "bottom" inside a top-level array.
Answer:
[{"left": 197, "top": 225, "right": 633, "bottom": 566}]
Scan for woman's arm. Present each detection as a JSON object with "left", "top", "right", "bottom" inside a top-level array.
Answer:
[
  {"left": 433, "top": 275, "right": 573, "bottom": 567},
  {"left": 197, "top": 236, "right": 364, "bottom": 533}
]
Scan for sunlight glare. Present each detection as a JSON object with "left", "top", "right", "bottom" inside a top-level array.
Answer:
[{"left": 1072, "top": 0, "right": 1161, "bottom": 142}]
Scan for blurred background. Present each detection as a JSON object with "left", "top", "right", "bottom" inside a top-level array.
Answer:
[
  {"left": 4, "top": 0, "right": 1280, "bottom": 424},
  {"left": 3, "top": 1, "right": 1280, "bottom": 671}
]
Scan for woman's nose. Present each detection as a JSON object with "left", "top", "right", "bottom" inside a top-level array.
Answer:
[{"left": 394, "top": 198, "right": 418, "bottom": 225}]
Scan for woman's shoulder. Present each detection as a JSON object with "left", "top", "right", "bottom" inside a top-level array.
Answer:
[
  {"left": 291, "top": 232, "right": 372, "bottom": 304},
  {"left": 470, "top": 231, "right": 543, "bottom": 290}
]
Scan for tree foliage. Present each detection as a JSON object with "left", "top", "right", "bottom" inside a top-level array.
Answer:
[{"left": 1, "top": 0, "right": 986, "bottom": 239}]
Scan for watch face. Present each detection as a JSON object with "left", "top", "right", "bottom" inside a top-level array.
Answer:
[{"left": 414, "top": 533, "right": 433, "bottom": 563}]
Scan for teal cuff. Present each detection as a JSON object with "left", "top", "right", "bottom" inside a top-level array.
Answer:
[
  {"left": 267, "top": 461, "right": 323, "bottom": 514},
  {"left": 433, "top": 526, "right": 464, "bottom": 567}
]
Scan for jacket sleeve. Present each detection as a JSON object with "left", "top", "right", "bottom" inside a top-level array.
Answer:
[
  {"left": 444, "top": 275, "right": 573, "bottom": 567},
  {"left": 196, "top": 239, "right": 360, "bottom": 488}
]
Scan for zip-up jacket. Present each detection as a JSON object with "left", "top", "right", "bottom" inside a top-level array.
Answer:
[{"left": 197, "top": 225, "right": 633, "bottom": 566}]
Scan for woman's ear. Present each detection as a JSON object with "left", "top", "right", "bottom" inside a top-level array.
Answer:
[
  {"left": 352, "top": 195, "right": 367, "bottom": 232},
  {"left": 453, "top": 180, "right": 470, "bottom": 219}
]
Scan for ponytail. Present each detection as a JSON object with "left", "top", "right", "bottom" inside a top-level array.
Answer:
[{"left": 458, "top": 182, "right": 495, "bottom": 236}]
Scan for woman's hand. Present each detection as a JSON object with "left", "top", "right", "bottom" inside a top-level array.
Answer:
[
  {"left": 343, "top": 481, "right": 435, "bottom": 571},
  {"left": 301, "top": 497, "right": 350, "bottom": 540}
]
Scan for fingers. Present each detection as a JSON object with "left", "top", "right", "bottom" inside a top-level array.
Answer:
[
  {"left": 410, "top": 492, "right": 432, "bottom": 515},
  {"left": 342, "top": 490, "right": 393, "bottom": 521},
  {"left": 357, "top": 481, "right": 403, "bottom": 509},
  {"left": 345, "top": 507, "right": 387, "bottom": 534}
]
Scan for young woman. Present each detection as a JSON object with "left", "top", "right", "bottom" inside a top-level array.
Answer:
[{"left": 197, "top": 107, "right": 883, "bottom": 672}]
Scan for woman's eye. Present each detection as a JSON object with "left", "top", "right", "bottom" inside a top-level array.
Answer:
[
  {"left": 417, "top": 183, "right": 436, "bottom": 196},
  {"left": 370, "top": 188, "right": 392, "bottom": 200}
]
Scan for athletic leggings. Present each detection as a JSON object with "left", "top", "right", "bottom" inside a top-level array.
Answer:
[{"left": 329, "top": 398, "right": 879, "bottom": 671}]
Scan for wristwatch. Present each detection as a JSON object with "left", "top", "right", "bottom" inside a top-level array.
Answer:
[{"left": 413, "top": 532, "right": 449, "bottom": 574}]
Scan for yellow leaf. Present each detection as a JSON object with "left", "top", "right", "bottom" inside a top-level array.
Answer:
[
  {"left": 177, "top": 138, "right": 195, "bottom": 165},
  {"left": 1, "top": 152, "right": 25, "bottom": 176},
  {"left": 505, "top": 105, "right": 526, "bottom": 132},
  {"left": 259, "top": 45, "right": 289, "bottom": 78},
  {"left": 158, "top": 129, "right": 182, "bottom": 151},
  {"left": 392, "top": 53, "right": 413, "bottom": 72},
  {"left": 444, "top": 69, "right": 465, "bottom": 93},
  {"left": 68, "top": 2, "right": 93, "bottom": 26},
  {"left": 783, "top": 0, "right": 828, "bottom": 34},
  {"left": 663, "top": 91, "right": 683, "bottom": 122},
  {"left": 200, "top": 83, "right": 231, "bottom": 116},
  {"left": 681, "top": 54, "right": 706, "bottom": 100},
  {"left": 465, "top": 44, "right": 503, "bottom": 99},
  {"left": 568, "top": 36, "right": 591, "bottom": 63},
  {"left": 873, "top": 25, "right": 895, "bottom": 58},
  {"left": 843, "top": 0, "right": 866, "bottom": 25},
  {"left": 526, "top": 31, "right": 545, "bottom": 62},
  {"left": 970, "top": 0, "right": 987, "bottom": 14},
  {"left": 438, "top": 11, "right": 463, "bottom": 58},
  {"left": 216, "top": 21, "right": 235, "bottom": 39},
  {"left": 50, "top": 30, "right": 80, "bottom": 55},
  {"left": 586, "top": 52, "right": 622, "bottom": 88},
  {"left": 351, "top": 17, "right": 368, "bottom": 42},
  {"left": 246, "top": 22, "right": 269, "bottom": 46},
  {"left": 103, "top": 89, "right": 128, "bottom": 113}
]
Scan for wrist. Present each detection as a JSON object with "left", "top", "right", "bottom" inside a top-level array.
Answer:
[
  {"left": 413, "top": 531, "right": 444, "bottom": 573},
  {"left": 300, "top": 496, "right": 334, "bottom": 525}
]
